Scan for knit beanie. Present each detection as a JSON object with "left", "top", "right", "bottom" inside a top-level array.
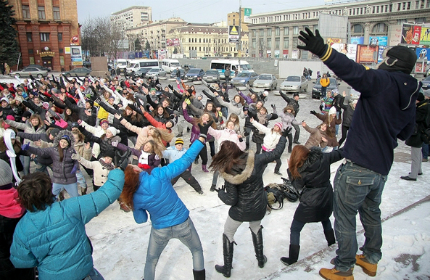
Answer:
[
  {"left": 60, "top": 134, "right": 71, "bottom": 147},
  {"left": 101, "top": 149, "right": 115, "bottom": 159},
  {"left": 274, "top": 122, "right": 283, "bottom": 130},
  {"left": 0, "top": 159, "right": 13, "bottom": 188},
  {"left": 107, "top": 127, "right": 117, "bottom": 137},
  {"left": 378, "top": 46, "right": 417, "bottom": 74},
  {"left": 100, "top": 119, "right": 109, "bottom": 126},
  {"left": 50, "top": 128, "right": 60, "bottom": 138},
  {"left": 329, "top": 106, "right": 337, "bottom": 115},
  {"left": 175, "top": 138, "right": 184, "bottom": 145},
  {"left": 22, "top": 111, "right": 32, "bottom": 119}
]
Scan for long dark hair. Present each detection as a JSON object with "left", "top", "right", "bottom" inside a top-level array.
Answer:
[
  {"left": 288, "top": 145, "right": 310, "bottom": 179},
  {"left": 119, "top": 165, "right": 140, "bottom": 210},
  {"left": 210, "top": 141, "right": 245, "bottom": 174}
]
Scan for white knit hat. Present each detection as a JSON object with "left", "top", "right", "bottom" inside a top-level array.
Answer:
[
  {"left": 107, "top": 127, "right": 117, "bottom": 137},
  {"left": 328, "top": 107, "right": 336, "bottom": 115}
]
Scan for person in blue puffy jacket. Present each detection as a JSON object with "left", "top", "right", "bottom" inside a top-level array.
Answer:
[
  {"left": 120, "top": 121, "right": 213, "bottom": 280},
  {"left": 9, "top": 168, "right": 125, "bottom": 280}
]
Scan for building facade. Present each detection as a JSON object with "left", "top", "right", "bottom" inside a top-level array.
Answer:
[
  {"left": 10, "top": 0, "right": 80, "bottom": 71},
  {"left": 110, "top": 6, "right": 152, "bottom": 31},
  {"left": 248, "top": 0, "right": 430, "bottom": 58}
]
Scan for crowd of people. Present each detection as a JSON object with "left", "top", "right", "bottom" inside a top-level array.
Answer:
[{"left": 0, "top": 28, "right": 429, "bottom": 280}]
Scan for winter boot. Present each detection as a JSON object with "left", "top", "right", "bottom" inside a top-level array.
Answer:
[
  {"left": 355, "top": 254, "right": 377, "bottom": 276},
  {"left": 195, "top": 158, "right": 199, "bottom": 164},
  {"left": 324, "top": 229, "right": 336, "bottom": 246},
  {"left": 193, "top": 269, "right": 205, "bottom": 280},
  {"left": 215, "top": 234, "right": 235, "bottom": 278},
  {"left": 245, "top": 142, "right": 249, "bottom": 151},
  {"left": 81, "top": 187, "right": 87, "bottom": 195},
  {"left": 202, "top": 165, "right": 209, "bottom": 172},
  {"left": 250, "top": 226, "right": 267, "bottom": 268},
  {"left": 274, "top": 170, "right": 282, "bottom": 175},
  {"left": 280, "top": 244, "right": 300, "bottom": 266},
  {"left": 210, "top": 184, "right": 216, "bottom": 192},
  {"left": 319, "top": 267, "right": 354, "bottom": 280},
  {"left": 288, "top": 146, "right": 292, "bottom": 153}
]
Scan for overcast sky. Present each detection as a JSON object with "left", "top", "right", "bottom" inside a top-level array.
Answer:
[{"left": 77, "top": 0, "right": 325, "bottom": 24}]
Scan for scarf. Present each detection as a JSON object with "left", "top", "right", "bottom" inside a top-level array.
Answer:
[
  {"left": 4, "top": 129, "right": 21, "bottom": 184},
  {"left": 99, "top": 158, "right": 115, "bottom": 170}
]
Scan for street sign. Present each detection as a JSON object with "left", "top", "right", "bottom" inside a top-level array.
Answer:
[{"left": 229, "top": 26, "right": 240, "bottom": 43}]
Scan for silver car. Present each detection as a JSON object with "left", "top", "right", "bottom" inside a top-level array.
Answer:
[
  {"left": 278, "top": 76, "right": 308, "bottom": 95},
  {"left": 146, "top": 67, "right": 166, "bottom": 79},
  {"left": 203, "top": 70, "right": 220, "bottom": 83},
  {"left": 10, "top": 67, "right": 48, "bottom": 78},
  {"left": 253, "top": 74, "right": 278, "bottom": 90}
]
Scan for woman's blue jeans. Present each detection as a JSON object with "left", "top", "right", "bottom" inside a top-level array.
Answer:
[
  {"left": 144, "top": 217, "right": 204, "bottom": 280},
  {"left": 52, "top": 182, "right": 79, "bottom": 198},
  {"left": 333, "top": 161, "right": 387, "bottom": 272}
]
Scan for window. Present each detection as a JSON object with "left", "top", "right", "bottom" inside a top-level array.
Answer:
[
  {"left": 275, "top": 27, "right": 280, "bottom": 36},
  {"left": 252, "top": 39, "right": 256, "bottom": 49},
  {"left": 58, "top": 32, "right": 62, "bottom": 41},
  {"left": 292, "top": 38, "right": 298, "bottom": 48},
  {"left": 372, "top": 23, "right": 388, "bottom": 34},
  {"left": 275, "top": 38, "right": 280, "bottom": 49},
  {"left": 352, "top": 24, "right": 364, "bottom": 34},
  {"left": 59, "top": 48, "right": 63, "bottom": 54},
  {"left": 40, "top": 33, "right": 50, "bottom": 42},
  {"left": 283, "top": 38, "right": 289, "bottom": 48},
  {"left": 293, "top": 26, "right": 299, "bottom": 35},
  {"left": 267, "top": 28, "right": 271, "bottom": 36},
  {"left": 267, "top": 38, "right": 271, "bottom": 48},
  {"left": 53, "top": 7, "right": 60, "bottom": 20},
  {"left": 22, "top": 5, "right": 30, "bottom": 19},
  {"left": 38, "top": 6, "right": 46, "bottom": 19},
  {"left": 26, "top": 32, "right": 32, "bottom": 42},
  {"left": 28, "top": 49, "right": 34, "bottom": 54},
  {"left": 259, "top": 29, "right": 264, "bottom": 36},
  {"left": 60, "top": 56, "right": 64, "bottom": 66},
  {"left": 284, "top": 27, "right": 289, "bottom": 36}
]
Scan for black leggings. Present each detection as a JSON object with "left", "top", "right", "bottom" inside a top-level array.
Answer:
[
  {"left": 193, "top": 142, "right": 208, "bottom": 165},
  {"left": 262, "top": 150, "right": 282, "bottom": 172},
  {"left": 338, "top": 125, "right": 349, "bottom": 147}
]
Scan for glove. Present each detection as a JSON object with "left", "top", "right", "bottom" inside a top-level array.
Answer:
[
  {"left": 271, "top": 104, "right": 276, "bottom": 109},
  {"left": 310, "top": 110, "right": 317, "bottom": 115},
  {"left": 71, "top": 153, "right": 80, "bottom": 160},
  {"left": 198, "top": 120, "right": 214, "bottom": 139},
  {"left": 297, "top": 28, "right": 327, "bottom": 57},
  {"left": 282, "top": 127, "right": 292, "bottom": 137},
  {"left": 71, "top": 165, "right": 78, "bottom": 174},
  {"left": 111, "top": 141, "right": 119, "bottom": 147},
  {"left": 215, "top": 185, "right": 226, "bottom": 192},
  {"left": 22, "top": 143, "right": 30, "bottom": 151},
  {"left": 319, "top": 104, "right": 324, "bottom": 111},
  {"left": 168, "top": 84, "right": 174, "bottom": 90},
  {"left": 185, "top": 98, "right": 191, "bottom": 105},
  {"left": 118, "top": 150, "right": 131, "bottom": 171}
]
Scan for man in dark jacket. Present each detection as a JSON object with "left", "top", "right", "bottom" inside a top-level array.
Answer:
[
  {"left": 400, "top": 91, "right": 429, "bottom": 181},
  {"left": 64, "top": 98, "right": 97, "bottom": 126},
  {"left": 298, "top": 29, "right": 420, "bottom": 279},
  {"left": 280, "top": 91, "right": 301, "bottom": 143}
]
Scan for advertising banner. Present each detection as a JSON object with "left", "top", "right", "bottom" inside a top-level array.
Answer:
[
  {"left": 243, "top": 8, "right": 252, "bottom": 23},
  {"left": 166, "top": 38, "right": 180, "bottom": 46},
  {"left": 402, "top": 24, "right": 423, "bottom": 45},
  {"left": 158, "top": 49, "right": 167, "bottom": 60},
  {"left": 350, "top": 37, "right": 364, "bottom": 44},
  {"left": 70, "top": 46, "right": 83, "bottom": 66},
  {"left": 377, "top": 46, "right": 386, "bottom": 62},
  {"left": 416, "top": 47, "right": 430, "bottom": 60},
  {"left": 356, "top": 45, "right": 379, "bottom": 63},
  {"left": 229, "top": 26, "right": 240, "bottom": 43},
  {"left": 369, "top": 36, "right": 388, "bottom": 46},
  {"left": 346, "top": 44, "right": 358, "bottom": 61},
  {"left": 420, "top": 27, "right": 430, "bottom": 46}
]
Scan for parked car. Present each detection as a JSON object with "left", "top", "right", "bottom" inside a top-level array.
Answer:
[
  {"left": 82, "top": 61, "right": 91, "bottom": 69},
  {"left": 27, "top": 64, "right": 51, "bottom": 72},
  {"left": 134, "top": 68, "right": 151, "bottom": 78},
  {"left": 185, "top": 68, "right": 205, "bottom": 81},
  {"left": 232, "top": 71, "right": 259, "bottom": 88},
  {"left": 311, "top": 78, "right": 340, "bottom": 99},
  {"left": 253, "top": 74, "right": 278, "bottom": 90},
  {"left": 62, "top": 67, "right": 92, "bottom": 77},
  {"left": 277, "top": 76, "right": 308, "bottom": 95},
  {"left": 182, "top": 64, "right": 196, "bottom": 71},
  {"left": 203, "top": 69, "right": 220, "bottom": 83},
  {"left": 422, "top": 76, "right": 430, "bottom": 89},
  {"left": 170, "top": 69, "right": 185, "bottom": 79},
  {"left": 146, "top": 67, "right": 167, "bottom": 79},
  {"left": 10, "top": 67, "right": 48, "bottom": 78}
]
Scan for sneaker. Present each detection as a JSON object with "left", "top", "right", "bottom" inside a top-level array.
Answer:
[
  {"left": 355, "top": 254, "right": 377, "bottom": 277},
  {"left": 210, "top": 185, "right": 216, "bottom": 192},
  {"left": 197, "top": 190, "right": 204, "bottom": 194},
  {"left": 274, "top": 171, "right": 282, "bottom": 175},
  {"left": 293, "top": 141, "right": 301, "bottom": 144},
  {"left": 422, "top": 158, "right": 428, "bottom": 162},
  {"left": 400, "top": 176, "right": 416, "bottom": 181},
  {"left": 319, "top": 267, "right": 354, "bottom": 280}
]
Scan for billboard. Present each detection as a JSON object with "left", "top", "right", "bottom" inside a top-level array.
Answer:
[
  {"left": 401, "top": 23, "right": 430, "bottom": 45},
  {"left": 243, "top": 8, "right": 252, "bottom": 23},
  {"left": 229, "top": 26, "right": 240, "bottom": 43},
  {"left": 70, "top": 46, "right": 83, "bottom": 66},
  {"left": 350, "top": 37, "right": 364, "bottom": 44},
  {"left": 356, "top": 45, "right": 379, "bottom": 63},
  {"left": 416, "top": 47, "right": 430, "bottom": 60},
  {"left": 369, "top": 36, "right": 388, "bottom": 46},
  {"left": 166, "top": 38, "right": 180, "bottom": 47},
  {"left": 420, "top": 27, "right": 430, "bottom": 45}
]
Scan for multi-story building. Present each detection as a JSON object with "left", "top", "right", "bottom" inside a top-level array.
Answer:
[
  {"left": 9, "top": 0, "right": 80, "bottom": 71},
  {"left": 126, "top": 17, "right": 186, "bottom": 51},
  {"left": 110, "top": 6, "right": 152, "bottom": 31},
  {"left": 166, "top": 22, "right": 248, "bottom": 58},
  {"left": 248, "top": 0, "right": 430, "bottom": 58}
]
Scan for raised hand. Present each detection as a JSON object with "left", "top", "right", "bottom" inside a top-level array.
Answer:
[
  {"left": 114, "top": 113, "right": 121, "bottom": 119},
  {"left": 297, "top": 28, "right": 327, "bottom": 57}
]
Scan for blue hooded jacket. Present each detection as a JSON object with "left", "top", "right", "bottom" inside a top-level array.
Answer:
[
  {"left": 132, "top": 140, "right": 204, "bottom": 229},
  {"left": 10, "top": 169, "right": 125, "bottom": 280}
]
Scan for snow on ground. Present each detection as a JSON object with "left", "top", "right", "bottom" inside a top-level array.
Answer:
[{"left": 3, "top": 76, "right": 430, "bottom": 279}]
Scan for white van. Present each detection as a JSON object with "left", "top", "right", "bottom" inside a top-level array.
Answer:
[
  {"left": 126, "top": 59, "right": 159, "bottom": 75},
  {"left": 161, "top": 59, "right": 181, "bottom": 73},
  {"left": 115, "top": 59, "right": 128, "bottom": 74},
  {"left": 210, "top": 59, "right": 253, "bottom": 79}
]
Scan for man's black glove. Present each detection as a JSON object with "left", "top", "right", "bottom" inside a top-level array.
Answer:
[
  {"left": 282, "top": 127, "right": 292, "bottom": 137},
  {"left": 168, "top": 84, "right": 174, "bottom": 91},
  {"left": 216, "top": 185, "right": 226, "bottom": 192},
  {"left": 297, "top": 28, "right": 327, "bottom": 57},
  {"left": 118, "top": 150, "right": 131, "bottom": 171},
  {"left": 198, "top": 120, "right": 213, "bottom": 139},
  {"left": 142, "top": 83, "right": 149, "bottom": 88},
  {"left": 310, "top": 110, "right": 317, "bottom": 115},
  {"left": 319, "top": 104, "right": 324, "bottom": 111}
]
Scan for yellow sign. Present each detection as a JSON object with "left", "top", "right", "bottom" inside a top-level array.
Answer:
[
  {"left": 40, "top": 51, "right": 55, "bottom": 57},
  {"left": 72, "top": 61, "right": 83, "bottom": 66},
  {"left": 230, "top": 26, "right": 238, "bottom": 35},
  {"left": 65, "top": 47, "right": 71, "bottom": 54}
]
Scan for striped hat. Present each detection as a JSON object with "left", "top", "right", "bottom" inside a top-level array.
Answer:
[
  {"left": 175, "top": 138, "right": 184, "bottom": 145},
  {"left": 274, "top": 122, "right": 283, "bottom": 130}
]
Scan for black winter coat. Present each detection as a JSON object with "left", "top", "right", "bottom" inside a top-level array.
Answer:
[
  {"left": 340, "top": 101, "right": 355, "bottom": 128},
  {"left": 406, "top": 99, "right": 429, "bottom": 148},
  {"left": 289, "top": 148, "right": 343, "bottom": 223},
  {"left": 280, "top": 92, "right": 299, "bottom": 117},
  {"left": 218, "top": 137, "right": 286, "bottom": 222}
]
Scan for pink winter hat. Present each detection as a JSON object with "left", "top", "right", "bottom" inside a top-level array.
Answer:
[{"left": 274, "top": 122, "right": 283, "bottom": 130}]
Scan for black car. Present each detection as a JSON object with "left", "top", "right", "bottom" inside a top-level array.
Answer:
[
  {"left": 27, "top": 64, "right": 51, "bottom": 72},
  {"left": 134, "top": 68, "right": 151, "bottom": 78},
  {"left": 312, "top": 78, "right": 340, "bottom": 99},
  {"left": 421, "top": 76, "right": 430, "bottom": 89},
  {"left": 170, "top": 69, "right": 185, "bottom": 79}
]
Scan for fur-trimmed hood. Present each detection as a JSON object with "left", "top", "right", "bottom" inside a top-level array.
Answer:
[
  {"left": 220, "top": 151, "right": 255, "bottom": 185},
  {"left": 298, "top": 147, "right": 323, "bottom": 174},
  {"left": 52, "top": 129, "right": 76, "bottom": 147}
]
